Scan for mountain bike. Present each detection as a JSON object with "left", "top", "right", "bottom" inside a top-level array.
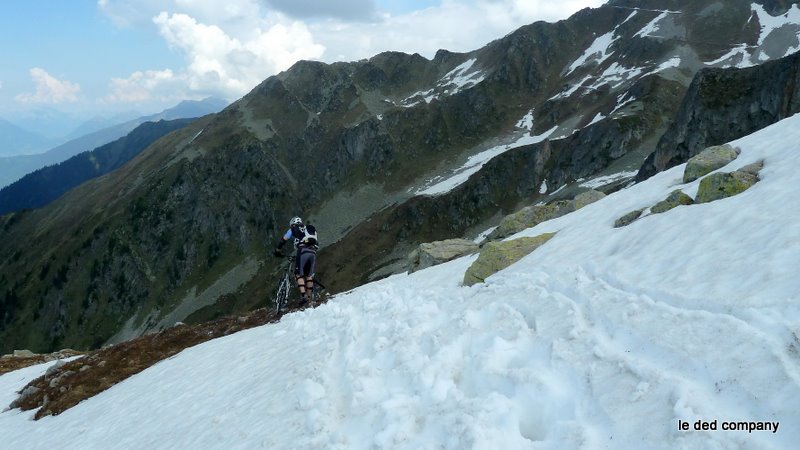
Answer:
[
  {"left": 274, "top": 253, "right": 328, "bottom": 312},
  {"left": 275, "top": 255, "right": 295, "bottom": 312}
]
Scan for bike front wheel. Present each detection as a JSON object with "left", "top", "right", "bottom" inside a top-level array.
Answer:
[{"left": 275, "top": 274, "right": 291, "bottom": 311}]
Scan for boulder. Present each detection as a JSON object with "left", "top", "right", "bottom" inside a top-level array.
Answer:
[
  {"left": 408, "top": 238, "right": 479, "bottom": 273},
  {"left": 650, "top": 190, "right": 694, "bottom": 214},
  {"left": 683, "top": 144, "right": 740, "bottom": 183},
  {"left": 45, "top": 360, "right": 67, "bottom": 377},
  {"left": 10, "top": 386, "right": 40, "bottom": 410},
  {"left": 488, "top": 201, "right": 574, "bottom": 240},
  {"left": 614, "top": 209, "right": 645, "bottom": 228},
  {"left": 463, "top": 233, "right": 555, "bottom": 286},
  {"left": 573, "top": 190, "right": 607, "bottom": 209},
  {"left": 13, "top": 350, "right": 35, "bottom": 358},
  {"left": 696, "top": 170, "right": 758, "bottom": 203}
]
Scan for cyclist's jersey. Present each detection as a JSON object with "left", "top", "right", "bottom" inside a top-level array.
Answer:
[{"left": 283, "top": 225, "right": 319, "bottom": 251}]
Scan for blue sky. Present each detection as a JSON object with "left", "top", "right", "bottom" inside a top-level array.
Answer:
[{"left": 0, "top": 0, "right": 604, "bottom": 130}]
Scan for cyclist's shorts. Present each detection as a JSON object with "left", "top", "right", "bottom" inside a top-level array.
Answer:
[{"left": 296, "top": 250, "right": 316, "bottom": 278}]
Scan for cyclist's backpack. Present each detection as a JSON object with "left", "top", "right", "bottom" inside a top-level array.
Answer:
[{"left": 301, "top": 225, "right": 319, "bottom": 249}]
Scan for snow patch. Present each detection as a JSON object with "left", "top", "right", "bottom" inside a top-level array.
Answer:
[
  {"left": 439, "top": 58, "right": 485, "bottom": 92},
  {"left": 400, "top": 58, "right": 486, "bottom": 107},
  {"left": 634, "top": 11, "right": 673, "bottom": 38},
  {"left": 653, "top": 56, "right": 681, "bottom": 73},
  {"left": 706, "top": 43, "right": 757, "bottom": 68},
  {"left": 579, "top": 170, "right": 638, "bottom": 189},
  {"left": 567, "top": 30, "right": 619, "bottom": 75},
  {"left": 706, "top": 4, "right": 800, "bottom": 67},
  {"left": 516, "top": 110, "right": 534, "bottom": 131},
  {"left": 416, "top": 126, "right": 557, "bottom": 196},
  {"left": 473, "top": 226, "right": 497, "bottom": 244},
  {"left": 611, "top": 92, "right": 636, "bottom": 115},
  {"left": 188, "top": 129, "right": 203, "bottom": 144},
  {"left": 588, "top": 112, "right": 606, "bottom": 126},
  {"left": 753, "top": 3, "right": 800, "bottom": 47},
  {"left": 539, "top": 179, "right": 548, "bottom": 194}
]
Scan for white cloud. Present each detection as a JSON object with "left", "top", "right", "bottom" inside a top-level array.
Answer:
[
  {"left": 306, "top": 0, "right": 605, "bottom": 63},
  {"left": 151, "top": 12, "right": 324, "bottom": 97},
  {"left": 105, "top": 69, "right": 180, "bottom": 103},
  {"left": 15, "top": 68, "right": 81, "bottom": 104},
  {"left": 97, "top": 0, "right": 605, "bottom": 103}
]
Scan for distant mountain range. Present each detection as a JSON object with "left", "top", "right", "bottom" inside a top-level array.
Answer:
[
  {"left": 0, "top": 97, "right": 228, "bottom": 188},
  {"left": 62, "top": 110, "right": 143, "bottom": 141},
  {"left": 0, "top": 118, "right": 57, "bottom": 157},
  {"left": 0, "top": 118, "right": 196, "bottom": 216}
]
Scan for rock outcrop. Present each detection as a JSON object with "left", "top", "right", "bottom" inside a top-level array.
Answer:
[
  {"left": 463, "top": 233, "right": 555, "bottom": 286},
  {"left": 407, "top": 239, "right": 479, "bottom": 273},
  {"left": 638, "top": 51, "right": 800, "bottom": 180}
]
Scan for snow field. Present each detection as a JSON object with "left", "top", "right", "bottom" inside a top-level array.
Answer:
[{"left": 2, "top": 115, "right": 800, "bottom": 448}]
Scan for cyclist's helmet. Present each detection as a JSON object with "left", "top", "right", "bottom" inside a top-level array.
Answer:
[{"left": 289, "top": 216, "right": 303, "bottom": 227}]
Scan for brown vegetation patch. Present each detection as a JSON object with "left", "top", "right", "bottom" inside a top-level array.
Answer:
[
  {"left": 0, "top": 350, "right": 85, "bottom": 376},
  {"left": 7, "top": 296, "right": 328, "bottom": 420}
]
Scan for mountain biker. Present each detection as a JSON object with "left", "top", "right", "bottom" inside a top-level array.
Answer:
[{"left": 274, "top": 216, "right": 319, "bottom": 304}]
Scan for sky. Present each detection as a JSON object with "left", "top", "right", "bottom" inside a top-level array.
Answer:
[
  {"left": 0, "top": 0, "right": 606, "bottom": 121},
  {"left": 1, "top": 111, "right": 799, "bottom": 448}
]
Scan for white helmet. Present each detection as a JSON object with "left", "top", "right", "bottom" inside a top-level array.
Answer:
[{"left": 289, "top": 216, "right": 303, "bottom": 226}]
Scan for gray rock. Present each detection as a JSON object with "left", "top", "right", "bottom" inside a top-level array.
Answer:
[
  {"left": 12, "top": 350, "right": 35, "bottom": 358},
  {"left": 614, "top": 209, "right": 645, "bottom": 228},
  {"left": 683, "top": 144, "right": 740, "bottom": 183},
  {"left": 408, "top": 238, "right": 479, "bottom": 273},
  {"left": 10, "top": 385, "right": 40, "bottom": 409},
  {"left": 651, "top": 190, "right": 694, "bottom": 214},
  {"left": 464, "top": 233, "right": 555, "bottom": 286},
  {"left": 573, "top": 190, "right": 607, "bottom": 209},
  {"left": 45, "top": 360, "right": 67, "bottom": 378},
  {"left": 696, "top": 170, "right": 758, "bottom": 203},
  {"left": 49, "top": 370, "right": 75, "bottom": 388},
  {"left": 738, "top": 159, "right": 765, "bottom": 176}
]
